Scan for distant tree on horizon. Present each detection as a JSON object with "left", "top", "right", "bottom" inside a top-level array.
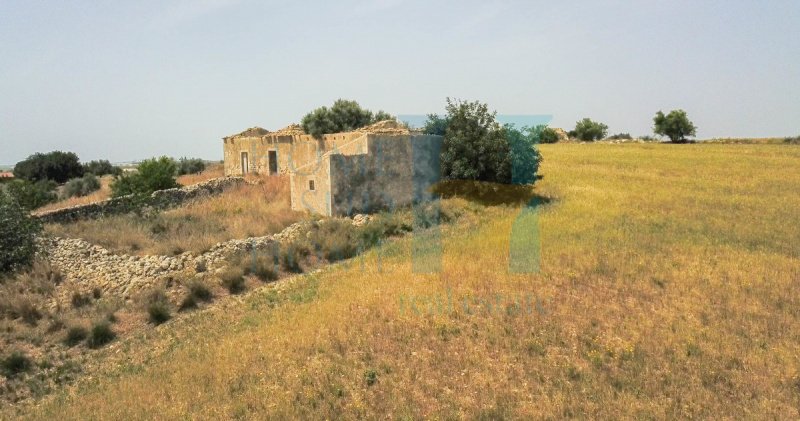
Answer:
[{"left": 653, "top": 109, "right": 696, "bottom": 143}]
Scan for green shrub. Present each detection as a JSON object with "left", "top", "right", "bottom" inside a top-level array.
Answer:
[
  {"left": 83, "top": 160, "right": 122, "bottom": 176},
  {"left": 177, "top": 158, "right": 206, "bottom": 175},
  {"left": 13, "top": 151, "right": 83, "bottom": 183},
  {"left": 110, "top": 156, "right": 180, "bottom": 198},
  {"left": 220, "top": 267, "right": 246, "bottom": 294},
  {"left": 1, "top": 351, "right": 32, "bottom": 377},
  {"left": 144, "top": 289, "right": 171, "bottom": 325},
  {"left": 63, "top": 325, "right": 88, "bottom": 347},
  {"left": 5, "top": 179, "right": 58, "bottom": 210},
  {"left": 300, "top": 99, "right": 394, "bottom": 138},
  {"left": 0, "top": 191, "right": 42, "bottom": 274},
  {"left": 147, "top": 301, "right": 171, "bottom": 325},
  {"left": 539, "top": 127, "right": 560, "bottom": 144},
  {"left": 63, "top": 173, "right": 101, "bottom": 199},
  {"left": 784, "top": 136, "right": 799, "bottom": 144},
  {"left": 607, "top": 133, "right": 632, "bottom": 140},
  {"left": 243, "top": 254, "right": 278, "bottom": 282},
  {"left": 573, "top": 118, "right": 608, "bottom": 141},
  {"left": 307, "top": 219, "right": 361, "bottom": 262},
  {"left": 87, "top": 321, "right": 116, "bottom": 348},
  {"left": 364, "top": 369, "right": 378, "bottom": 386},
  {"left": 434, "top": 98, "right": 541, "bottom": 185},
  {"left": 280, "top": 242, "right": 305, "bottom": 273},
  {"left": 187, "top": 280, "right": 213, "bottom": 302}
]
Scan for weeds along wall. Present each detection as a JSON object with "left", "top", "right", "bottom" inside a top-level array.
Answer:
[{"left": 34, "top": 177, "right": 245, "bottom": 224}]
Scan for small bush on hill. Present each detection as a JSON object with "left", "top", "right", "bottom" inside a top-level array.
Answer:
[
  {"left": 1, "top": 351, "right": 32, "bottom": 377},
  {"left": 0, "top": 191, "right": 42, "bottom": 275},
  {"left": 220, "top": 266, "right": 246, "bottom": 294},
  {"left": 177, "top": 158, "right": 206, "bottom": 176},
  {"left": 83, "top": 160, "right": 122, "bottom": 177},
  {"left": 144, "top": 289, "right": 171, "bottom": 325},
  {"left": 5, "top": 179, "right": 58, "bottom": 210},
  {"left": 13, "top": 151, "right": 83, "bottom": 183},
  {"left": 110, "top": 156, "right": 180, "bottom": 198},
  {"left": 71, "top": 291, "right": 91, "bottom": 308},
  {"left": 573, "top": 118, "right": 608, "bottom": 141},
  {"left": 607, "top": 133, "right": 632, "bottom": 140},
  {"left": 63, "top": 325, "right": 88, "bottom": 347},
  {"left": 306, "top": 219, "right": 361, "bottom": 262},
  {"left": 62, "top": 173, "right": 101, "bottom": 199},
  {"left": 87, "top": 321, "right": 115, "bottom": 348},
  {"left": 179, "top": 281, "right": 213, "bottom": 311},
  {"left": 784, "top": 136, "right": 799, "bottom": 144},
  {"left": 280, "top": 242, "right": 305, "bottom": 273},
  {"left": 301, "top": 99, "right": 394, "bottom": 138},
  {"left": 241, "top": 253, "right": 278, "bottom": 282}
]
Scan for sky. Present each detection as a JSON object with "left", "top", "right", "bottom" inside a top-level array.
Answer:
[{"left": 1, "top": 0, "right": 798, "bottom": 165}]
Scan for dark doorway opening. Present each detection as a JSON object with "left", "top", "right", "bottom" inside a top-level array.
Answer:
[{"left": 268, "top": 150, "right": 278, "bottom": 175}]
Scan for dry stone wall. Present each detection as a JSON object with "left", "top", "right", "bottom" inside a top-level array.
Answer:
[{"left": 34, "top": 177, "right": 246, "bottom": 224}]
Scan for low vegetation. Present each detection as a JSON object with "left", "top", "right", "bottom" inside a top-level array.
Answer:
[
  {"left": 7, "top": 143, "right": 798, "bottom": 419},
  {"left": 13, "top": 151, "right": 83, "bottom": 183},
  {"left": 62, "top": 173, "right": 101, "bottom": 199},
  {"left": 46, "top": 175, "right": 305, "bottom": 256},
  {"left": 654, "top": 109, "right": 697, "bottom": 142},
  {"left": 572, "top": 117, "right": 609, "bottom": 141},
  {"left": 110, "top": 156, "right": 180, "bottom": 198},
  {"left": 0, "top": 191, "right": 42, "bottom": 274}
]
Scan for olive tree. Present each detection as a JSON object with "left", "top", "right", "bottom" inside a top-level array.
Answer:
[{"left": 653, "top": 109, "right": 696, "bottom": 142}]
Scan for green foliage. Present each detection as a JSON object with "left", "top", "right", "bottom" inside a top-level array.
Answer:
[
  {"left": 5, "top": 179, "right": 57, "bottom": 210},
  {"left": 573, "top": 118, "right": 608, "bottom": 141},
  {"left": 63, "top": 174, "right": 101, "bottom": 199},
  {"left": 243, "top": 254, "right": 278, "bottom": 282},
  {"left": 785, "top": 136, "right": 800, "bottom": 144},
  {"left": 83, "top": 160, "right": 122, "bottom": 177},
  {"left": 145, "top": 289, "right": 171, "bottom": 325},
  {"left": 505, "top": 125, "right": 543, "bottom": 185},
  {"left": 1, "top": 351, "right": 32, "bottom": 377},
  {"left": 176, "top": 158, "right": 206, "bottom": 176},
  {"left": 63, "top": 325, "right": 88, "bottom": 347},
  {"left": 180, "top": 281, "right": 213, "bottom": 311},
  {"left": 110, "top": 156, "right": 180, "bottom": 198},
  {"left": 300, "top": 99, "right": 394, "bottom": 138},
  {"left": 0, "top": 191, "right": 42, "bottom": 275},
  {"left": 653, "top": 109, "right": 696, "bottom": 142},
  {"left": 607, "top": 133, "right": 632, "bottom": 140},
  {"left": 422, "top": 114, "right": 449, "bottom": 136},
  {"left": 13, "top": 151, "right": 84, "bottom": 183},
  {"left": 87, "top": 321, "right": 115, "bottom": 348},
  {"left": 539, "top": 126, "right": 560, "bottom": 144},
  {"left": 438, "top": 98, "right": 541, "bottom": 185}
]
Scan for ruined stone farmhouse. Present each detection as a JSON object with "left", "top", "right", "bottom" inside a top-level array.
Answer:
[{"left": 222, "top": 121, "right": 443, "bottom": 216}]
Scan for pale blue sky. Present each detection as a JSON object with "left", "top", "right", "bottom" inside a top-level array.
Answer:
[{"left": 1, "top": 0, "right": 798, "bottom": 165}]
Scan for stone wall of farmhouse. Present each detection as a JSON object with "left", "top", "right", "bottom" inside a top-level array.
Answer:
[{"left": 33, "top": 177, "right": 245, "bottom": 224}]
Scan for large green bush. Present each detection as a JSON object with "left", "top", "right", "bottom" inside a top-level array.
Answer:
[
  {"left": 83, "top": 160, "right": 122, "bottom": 177},
  {"left": 13, "top": 151, "right": 84, "bottom": 183},
  {"left": 5, "top": 179, "right": 57, "bottom": 210},
  {"left": 653, "top": 109, "right": 696, "bottom": 142},
  {"left": 573, "top": 118, "right": 608, "bottom": 141},
  {"left": 300, "top": 99, "right": 394, "bottom": 138},
  {"left": 63, "top": 173, "right": 101, "bottom": 199},
  {"left": 539, "top": 127, "right": 560, "bottom": 144},
  {"left": 0, "top": 191, "right": 42, "bottom": 275},
  {"left": 110, "top": 156, "right": 180, "bottom": 198},
  {"left": 433, "top": 98, "right": 541, "bottom": 185}
]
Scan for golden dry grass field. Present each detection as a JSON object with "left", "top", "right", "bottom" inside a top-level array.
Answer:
[{"left": 9, "top": 143, "right": 800, "bottom": 419}]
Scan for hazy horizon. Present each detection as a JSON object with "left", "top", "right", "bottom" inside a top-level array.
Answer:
[{"left": 2, "top": 0, "right": 798, "bottom": 166}]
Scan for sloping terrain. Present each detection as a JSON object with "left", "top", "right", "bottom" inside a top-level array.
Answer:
[{"left": 9, "top": 144, "right": 800, "bottom": 419}]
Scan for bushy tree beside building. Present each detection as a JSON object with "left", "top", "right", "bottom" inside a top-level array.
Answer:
[{"left": 430, "top": 98, "right": 541, "bottom": 185}]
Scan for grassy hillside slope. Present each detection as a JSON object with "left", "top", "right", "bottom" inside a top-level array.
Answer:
[{"left": 13, "top": 144, "right": 800, "bottom": 419}]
